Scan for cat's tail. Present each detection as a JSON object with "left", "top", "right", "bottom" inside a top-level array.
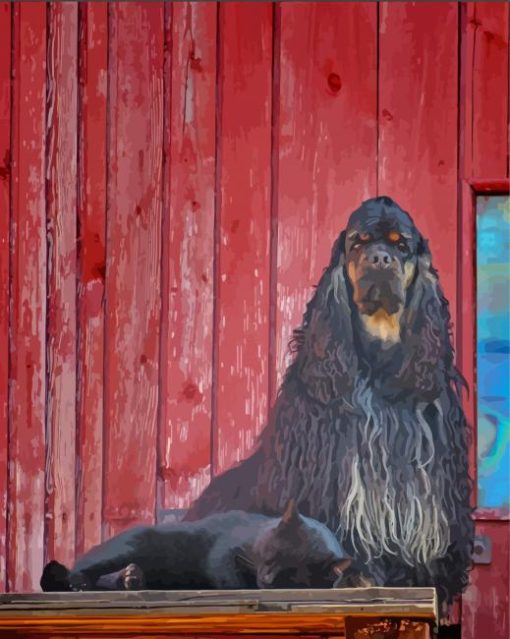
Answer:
[{"left": 40, "top": 560, "right": 71, "bottom": 592}]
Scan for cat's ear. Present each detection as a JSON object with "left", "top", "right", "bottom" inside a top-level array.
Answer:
[{"left": 280, "top": 498, "right": 300, "bottom": 526}]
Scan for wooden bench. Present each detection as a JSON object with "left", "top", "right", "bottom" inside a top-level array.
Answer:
[{"left": 0, "top": 588, "right": 437, "bottom": 639}]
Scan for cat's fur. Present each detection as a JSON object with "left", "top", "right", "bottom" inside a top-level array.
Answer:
[{"left": 41, "top": 501, "right": 352, "bottom": 592}]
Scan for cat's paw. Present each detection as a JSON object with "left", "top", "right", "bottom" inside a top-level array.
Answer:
[
  {"left": 348, "top": 573, "right": 376, "bottom": 588},
  {"left": 69, "top": 571, "right": 92, "bottom": 592},
  {"left": 118, "top": 563, "right": 145, "bottom": 590},
  {"left": 334, "top": 570, "right": 376, "bottom": 588}
]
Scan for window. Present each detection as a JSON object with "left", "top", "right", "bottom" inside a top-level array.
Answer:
[{"left": 476, "top": 195, "right": 510, "bottom": 509}]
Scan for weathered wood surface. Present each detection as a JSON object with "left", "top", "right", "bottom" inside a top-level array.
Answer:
[
  {"left": 0, "top": 589, "right": 436, "bottom": 639},
  {"left": 0, "top": 1, "right": 11, "bottom": 595},
  {"left": 467, "top": 3, "right": 509, "bottom": 178},
  {"left": 103, "top": 2, "right": 164, "bottom": 536},
  {"left": 378, "top": 2, "right": 459, "bottom": 339},
  {"left": 0, "top": 616, "right": 432, "bottom": 639},
  {"left": 214, "top": 3, "right": 273, "bottom": 475},
  {"left": 159, "top": 1, "right": 217, "bottom": 510},
  {"left": 458, "top": 4, "right": 510, "bottom": 639},
  {"left": 274, "top": 2, "right": 377, "bottom": 393},
  {"left": 0, "top": 588, "right": 437, "bottom": 617},
  {"left": 0, "top": 8, "right": 507, "bottom": 639},
  {"left": 8, "top": 2, "right": 47, "bottom": 593},
  {"left": 76, "top": 1, "right": 108, "bottom": 556},
  {"left": 45, "top": 0, "right": 78, "bottom": 570}
]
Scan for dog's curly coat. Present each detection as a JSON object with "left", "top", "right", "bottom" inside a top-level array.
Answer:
[{"left": 186, "top": 197, "right": 473, "bottom": 608}]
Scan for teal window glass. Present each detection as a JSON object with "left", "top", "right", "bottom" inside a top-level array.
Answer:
[{"left": 476, "top": 194, "right": 510, "bottom": 509}]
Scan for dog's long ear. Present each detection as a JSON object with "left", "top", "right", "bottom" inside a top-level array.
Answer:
[
  {"left": 396, "top": 235, "right": 458, "bottom": 400},
  {"left": 284, "top": 231, "right": 358, "bottom": 404}
]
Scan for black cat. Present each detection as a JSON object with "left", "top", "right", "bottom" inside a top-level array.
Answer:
[{"left": 41, "top": 500, "right": 353, "bottom": 592}]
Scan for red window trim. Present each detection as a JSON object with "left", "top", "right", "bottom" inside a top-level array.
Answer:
[{"left": 459, "top": 178, "right": 510, "bottom": 522}]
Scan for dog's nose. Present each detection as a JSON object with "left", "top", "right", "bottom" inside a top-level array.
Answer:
[{"left": 364, "top": 248, "right": 393, "bottom": 268}]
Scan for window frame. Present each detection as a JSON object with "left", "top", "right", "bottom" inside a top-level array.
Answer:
[{"left": 460, "top": 178, "right": 510, "bottom": 522}]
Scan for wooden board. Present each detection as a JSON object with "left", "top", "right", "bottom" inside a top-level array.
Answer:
[
  {"left": 0, "top": 588, "right": 436, "bottom": 639},
  {"left": 275, "top": 3, "right": 377, "bottom": 393},
  {"left": 378, "top": 2, "right": 459, "bottom": 340},
  {"left": 462, "top": 521, "right": 510, "bottom": 639},
  {"left": 103, "top": 2, "right": 164, "bottom": 535},
  {"left": 76, "top": 2, "right": 108, "bottom": 555},
  {"left": 0, "top": 586, "right": 438, "bottom": 614},
  {"left": 158, "top": 2, "right": 217, "bottom": 511},
  {"left": 0, "top": 0, "right": 10, "bottom": 595},
  {"left": 470, "top": 3, "right": 509, "bottom": 178},
  {"left": 459, "top": 7, "right": 510, "bottom": 639},
  {"left": 8, "top": 2, "right": 47, "bottom": 591},
  {"left": 45, "top": 1, "right": 78, "bottom": 569},
  {"left": 214, "top": 3, "right": 273, "bottom": 474}
]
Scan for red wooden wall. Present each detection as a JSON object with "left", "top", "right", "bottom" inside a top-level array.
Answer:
[
  {"left": 0, "top": 3, "right": 508, "bottom": 637},
  {"left": 459, "top": 5, "right": 509, "bottom": 639}
]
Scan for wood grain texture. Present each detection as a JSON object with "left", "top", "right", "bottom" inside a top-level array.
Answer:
[
  {"left": 214, "top": 3, "right": 273, "bottom": 474},
  {"left": 0, "top": 588, "right": 437, "bottom": 637},
  {"left": 45, "top": 1, "right": 78, "bottom": 569},
  {"left": 462, "top": 521, "right": 509, "bottom": 639},
  {"left": 76, "top": 2, "right": 108, "bottom": 555},
  {"left": 378, "top": 3, "right": 459, "bottom": 339},
  {"left": 460, "top": 182, "right": 477, "bottom": 506},
  {"left": 0, "top": 613, "right": 344, "bottom": 636},
  {"left": 458, "top": 6, "right": 510, "bottom": 633},
  {"left": 159, "top": 2, "right": 217, "bottom": 510},
  {"left": 470, "top": 3, "right": 509, "bottom": 178},
  {"left": 0, "top": 586, "right": 438, "bottom": 610},
  {"left": 0, "top": 0, "right": 10, "bottom": 595},
  {"left": 103, "top": 2, "right": 164, "bottom": 535},
  {"left": 8, "top": 2, "right": 47, "bottom": 591},
  {"left": 275, "top": 3, "right": 377, "bottom": 392}
]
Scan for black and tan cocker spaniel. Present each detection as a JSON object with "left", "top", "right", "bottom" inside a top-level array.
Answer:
[{"left": 186, "top": 196, "right": 473, "bottom": 610}]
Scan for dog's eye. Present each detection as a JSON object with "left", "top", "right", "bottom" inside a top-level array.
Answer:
[
  {"left": 388, "top": 230, "right": 401, "bottom": 243},
  {"left": 352, "top": 233, "right": 371, "bottom": 249},
  {"left": 397, "top": 242, "right": 409, "bottom": 253}
]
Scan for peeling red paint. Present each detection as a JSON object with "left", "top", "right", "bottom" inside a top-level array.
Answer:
[{"left": 0, "top": 9, "right": 507, "bottom": 633}]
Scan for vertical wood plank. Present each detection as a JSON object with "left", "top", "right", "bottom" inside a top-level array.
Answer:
[
  {"left": 462, "top": 521, "right": 510, "bottom": 639},
  {"left": 275, "top": 3, "right": 378, "bottom": 391},
  {"left": 45, "top": 1, "right": 78, "bottom": 568},
  {"left": 104, "top": 2, "right": 164, "bottom": 535},
  {"left": 76, "top": 2, "right": 107, "bottom": 555},
  {"left": 0, "top": 1, "right": 11, "bottom": 593},
  {"left": 8, "top": 2, "right": 47, "bottom": 591},
  {"left": 471, "top": 3, "right": 509, "bottom": 178},
  {"left": 214, "top": 3, "right": 273, "bottom": 475},
  {"left": 378, "top": 3, "right": 459, "bottom": 337},
  {"left": 159, "top": 3, "right": 217, "bottom": 510},
  {"left": 459, "top": 6, "right": 510, "bottom": 637}
]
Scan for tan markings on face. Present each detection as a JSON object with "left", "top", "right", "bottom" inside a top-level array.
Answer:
[
  {"left": 347, "top": 260, "right": 357, "bottom": 284},
  {"left": 361, "top": 308, "right": 403, "bottom": 343},
  {"left": 347, "top": 260, "right": 363, "bottom": 304},
  {"left": 404, "top": 261, "right": 416, "bottom": 288}
]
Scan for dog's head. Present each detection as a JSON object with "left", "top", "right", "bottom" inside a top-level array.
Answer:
[
  {"left": 345, "top": 198, "right": 418, "bottom": 315},
  {"left": 344, "top": 197, "right": 420, "bottom": 343},
  {"left": 287, "top": 196, "right": 459, "bottom": 403}
]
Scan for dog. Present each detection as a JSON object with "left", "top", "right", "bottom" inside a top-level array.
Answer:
[{"left": 185, "top": 196, "right": 474, "bottom": 610}]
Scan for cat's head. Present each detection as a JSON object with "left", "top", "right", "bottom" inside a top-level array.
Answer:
[{"left": 253, "top": 499, "right": 351, "bottom": 589}]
